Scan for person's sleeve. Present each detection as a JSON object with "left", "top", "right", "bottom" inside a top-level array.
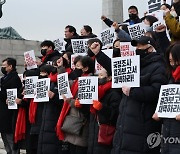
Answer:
[
  {"left": 165, "top": 12, "right": 180, "bottom": 38},
  {"left": 96, "top": 51, "right": 112, "bottom": 75},
  {"left": 129, "top": 65, "right": 168, "bottom": 104},
  {"left": 115, "top": 29, "right": 131, "bottom": 41},
  {"left": 155, "top": 31, "right": 170, "bottom": 55},
  {"left": 103, "top": 18, "right": 114, "bottom": 27}
]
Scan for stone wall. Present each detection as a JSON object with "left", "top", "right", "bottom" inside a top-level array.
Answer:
[{"left": 0, "top": 39, "right": 41, "bottom": 75}]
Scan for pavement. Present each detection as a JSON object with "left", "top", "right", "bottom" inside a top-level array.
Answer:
[{"left": 0, "top": 134, "right": 26, "bottom": 154}]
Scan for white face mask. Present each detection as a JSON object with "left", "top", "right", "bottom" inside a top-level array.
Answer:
[{"left": 170, "top": 11, "right": 178, "bottom": 18}]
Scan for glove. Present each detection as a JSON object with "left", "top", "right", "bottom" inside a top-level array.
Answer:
[
  {"left": 74, "top": 98, "right": 82, "bottom": 108},
  {"left": 93, "top": 100, "right": 102, "bottom": 111}
]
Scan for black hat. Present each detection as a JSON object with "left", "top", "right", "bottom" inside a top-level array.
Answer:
[{"left": 131, "top": 36, "right": 156, "bottom": 48}]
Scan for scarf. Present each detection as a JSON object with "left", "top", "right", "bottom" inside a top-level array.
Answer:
[
  {"left": 29, "top": 99, "right": 37, "bottom": 124},
  {"left": 49, "top": 72, "right": 58, "bottom": 83},
  {"left": 90, "top": 81, "right": 112, "bottom": 114},
  {"left": 41, "top": 50, "right": 54, "bottom": 63},
  {"left": 172, "top": 66, "right": 180, "bottom": 82},
  {"left": 14, "top": 99, "right": 27, "bottom": 143}
]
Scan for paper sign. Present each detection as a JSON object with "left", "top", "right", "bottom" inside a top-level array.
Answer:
[
  {"left": 128, "top": 23, "right": 146, "bottom": 40},
  {"left": 155, "top": 84, "right": 180, "bottom": 118},
  {"left": 78, "top": 76, "right": 98, "bottom": 104},
  {"left": 120, "top": 42, "right": 136, "bottom": 57},
  {"left": 147, "top": 10, "right": 164, "bottom": 21},
  {"left": 99, "top": 28, "right": 116, "bottom": 49},
  {"left": 7, "top": 88, "right": 17, "bottom": 109},
  {"left": 53, "top": 38, "right": 66, "bottom": 53},
  {"left": 24, "top": 50, "right": 37, "bottom": 70},
  {"left": 24, "top": 76, "right": 38, "bottom": 98},
  {"left": 57, "top": 72, "right": 72, "bottom": 99},
  {"left": 112, "top": 55, "right": 140, "bottom": 88},
  {"left": 71, "top": 39, "right": 89, "bottom": 53},
  {"left": 34, "top": 78, "right": 50, "bottom": 102},
  {"left": 147, "top": 0, "right": 161, "bottom": 13},
  {"left": 161, "top": 0, "right": 172, "bottom": 5}
]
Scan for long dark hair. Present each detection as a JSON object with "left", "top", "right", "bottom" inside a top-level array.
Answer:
[{"left": 165, "top": 42, "right": 180, "bottom": 74}]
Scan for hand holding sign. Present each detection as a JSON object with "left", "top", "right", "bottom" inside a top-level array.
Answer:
[
  {"left": 15, "top": 98, "right": 22, "bottom": 105},
  {"left": 155, "top": 24, "right": 166, "bottom": 32},
  {"left": 152, "top": 113, "right": 161, "bottom": 121},
  {"left": 122, "top": 86, "right": 131, "bottom": 96},
  {"left": 176, "top": 114, "right": 180, "bottom": 121},
  {"left": 48, "top": 91, "right": 55, "bottom": 99}
]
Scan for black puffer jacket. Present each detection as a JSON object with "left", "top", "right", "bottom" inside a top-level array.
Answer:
[
  {"left": 111, "top": 53, "right": 168, "bottom": 154},
  {"left": 161, "top": 78, "right": 180, "bottom": 154},
  {"left": 37, "top": 82, "right": 63, "bottom": 154},
  {"left": 0, "top": 70, "right": 22, "bottom": 133},
  {"left": 88, "top": 88, "right": 122, "bottom": 154}
]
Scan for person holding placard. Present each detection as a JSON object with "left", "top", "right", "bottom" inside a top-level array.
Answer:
[
  {"left": 89, "top": 36, "right": 168, "bottom": 154},
  {"left": 57, "top": 56, "right": 94, "bottom": 154},
  {"left": 87, "top": 68, "right": 121, "bottom": 154},
  {"left": 153, "top": 43, "right": 180, "bottom": 154},
  {"left": 0, "top": 58, "right": 22, "bottom": 154}
]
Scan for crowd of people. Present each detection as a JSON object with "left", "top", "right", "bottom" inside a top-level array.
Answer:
[{"left": 0, "top": 0, "right": 180, "bottom": 154}]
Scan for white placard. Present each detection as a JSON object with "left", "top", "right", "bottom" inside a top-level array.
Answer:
[
  {"left": 71, "top": 39, "right": 89, "bottom": 53},
  {"left": 24, "top": 50, "right": 37, "bottom": 70},
  {"left": 99, "top": 27, "right": 116, "bottom": 49},
  {"left": 155, "top": 84, "right": 180, "bottom": 118},
  {"left": 78, "top": 76, "right": 98, "bottom": 104},
  {"left": 24, "top": 76, "right": 38, "bottom": 98},
  {"left": 128, "top": 23, "right": 146, "bottom": 40},
  {"left": 53, "top": 38, "right": 66, "bottom": 53},
  {"left": 7, "top": 88, "right": 17, "bottom": 109},
  {"left": 120, "top": 42, "right": 136, "bottom": 57},
  {"left": 34, "top": 78, "right": 50, "bottom": 102},
  {"left": 161, "top": 0, "right": 172, "bottom": 5},
  {"left": 147, "top": 10, "right": 164, "bottom": 21},
  {"left": 147, "top": 0, "right": 161, "bottom": 13},
  {"left": 57, "top": 72, "right": 72, "bottom": 99},
  {"left": 112, "top": 55, "right": 140, "bottom": 88}
]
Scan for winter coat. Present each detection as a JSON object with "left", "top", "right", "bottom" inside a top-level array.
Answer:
[
  {"left": 111, "top": 53, "right": 168, "bottom": 154},
  {"left": 165, "top": 12, "right": 180, "bottom": 42},
  {"left": 0, "top": 70, "right": 22, "bottom": 133},
  {"left": 161, "top": 78, "right": 180, "bottom": 154},
  {"left": 37, "top": 82, "right": 63, "bottom": 154},
  {"left": 88, "top": 88, "right": 121, "bottom": 154}
]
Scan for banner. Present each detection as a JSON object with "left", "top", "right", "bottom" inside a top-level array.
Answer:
[
  {"left": 71, "top": 39, "right": 89, "bottom": 53},
  {"left": 99, "top": 27, "right": 116, "bottom": 49},
  {"left": 155, "top": 84, "right": 180, "bottom": 118},
  {"left": 24, "top": 50, "right": 37, "bottom": 70},
  {"left": 24, "top": 76, "right": 38, "bottom": 98},
  {"left": 112, "top": 55, "right": 140, "bottom": 88},
  {"left": 34, "top": 78, "right": 50, "bottom": 102},
  {"left": 128, "top": 23, "right": 146, "bottom": 40},
  {"left": 7, "top": 88, "right": 17, "bottom": 109},
  {"left": 57, "top": 72, "right": 72, "bottom": 99},
  {"left": 78, "top": 76, "right": 98, "bottom": 104},
  {"left": 53, "top": 38, "right": 66, "bottom": 53},
  {"left": 120, "top": 42, "right": 136, "bottom": 57}
]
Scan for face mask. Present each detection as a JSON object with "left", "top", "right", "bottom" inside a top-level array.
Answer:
[
  {"left": 98, "top": 77, "right": 107, "bottom": 85},
  {"left": 170, "top": 11, "right": 178, "bottom": 18},
  {"left": 113, "top": 48, "right": 121, "bottom": 57},
  {"left": 1, "top": 67, "right": 7, "bottom": 75},
  {"left": 74, "top": 68, "right": 83, "bottom": 77},
  {"left": 41, "top": 49, "right": 47, "bottom": 56},
  {"left": 129, "top": 14, "right": 138, "bottom": 20},
  {"left": 87, "top": 48, "right": 95, "bottom": 57},
  {"left": 136, "top": 48, "right": 149, "bottom": 59},
  {"left": 144, "top": 25, "right": 153, "bottom": 32}
]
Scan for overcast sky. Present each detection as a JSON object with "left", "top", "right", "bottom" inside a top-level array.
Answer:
[
  {"left": 0, "top": 0, "right": 147, "bottom": 42},
  {"left": 0, "top": 0, "right": 102, "bottom": 41}
]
